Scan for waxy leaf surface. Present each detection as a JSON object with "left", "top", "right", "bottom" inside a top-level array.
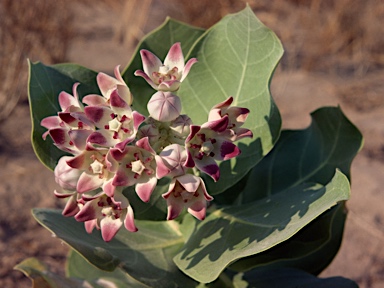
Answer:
[
  {"left": 229, "top": 203, "right": 347, "bottom": 274},
  {"left": 240, "top": 106, "right": 363, "bottom": 203},
  {"left": 174, "top": 170, "right": 350, "bottom": 283},
  {"left": 32, "top": 209, "right": 197, "bottom": 288},
  {"left": 178, "top": 6, "right": 283, "bottom": 194}
]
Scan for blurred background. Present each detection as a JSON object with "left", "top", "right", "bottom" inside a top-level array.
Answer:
[{"left": 1, "top": 0, "right": 384, "bottom": 286}]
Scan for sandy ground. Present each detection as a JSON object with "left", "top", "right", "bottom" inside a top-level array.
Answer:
[{"left": 1, "top": 1, "right": 384, "bottom": 287}]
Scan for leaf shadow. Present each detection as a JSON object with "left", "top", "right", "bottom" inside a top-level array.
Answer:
[{"left": 177, "top": 183, "right": 326, "bottom": 272}]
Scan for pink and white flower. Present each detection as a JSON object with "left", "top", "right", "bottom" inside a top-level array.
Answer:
[
  {"left": 155, "top": 144, "right": 188, "bottom": 179},
  {"left": 134, "top": 42, "right": 197, "bottom": 91},
  {"left": 41, "top": 83, "right": 95, "bottom": 154},
  {"left": 162, "top": 174, "right": 213, "bottom": 220},
  {"left": 83, "top": 65, "right": 133, "bottom": 106},
  {"left": 110, "top": 137, "right": 157, "bottom": 202},
  {"left": 208, "top": 96, "right": 253, "bottom": 141},
  {"left": 65, "top": 144, "right": 117, "bottom": 197},
  {"left": 75, "top": 190, "right": 137, "bottom": 242},
  {"left": 85, "top": 89, "right": 145, "bottom": 150},
  {"left": 185, "top": 116, "right": 241, "bottom": 182}
]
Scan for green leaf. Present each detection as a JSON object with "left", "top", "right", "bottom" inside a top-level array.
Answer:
[
  {"left": 174, "top": 170, "right": 350, "bottom": 283},
  {"left": 240, "top": 106, "right": 363, "bottom": 203},
  {"left": 66, "top": 249, "right": 150, "bottom": 287},
  {"left": 230, "top": 267, "right": 358, "bottom": 288},
  {"left": 122, "top": 18, "right": 205, "bottom": 115},
  {"left": 14, "top": 257, "right": 85, "bottom": 288},
  {"left": 215, "top": 106, "right": 363, "bottom": 275},
  {"left": 28, "top": 61, "right": 99, "bottom": 170},
  {"left": 229, "top": 203, "right": 347, "bottom": 274},
  {"left": 32, "top": 208, "right": 197, "bottom": 288},
  {"left": 179, "top": 6, "right": 283, "bottom": 195}
]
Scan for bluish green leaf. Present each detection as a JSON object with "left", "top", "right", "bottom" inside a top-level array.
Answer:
[
  {"left": 32, "top": 208, "right": 197, "bottom": 288},
  {"left": 66, "top": 249, "right": 150, "bottom": 287},
  {"left": 122, "top": 18, "right": 205, "bottom": 115},
  {"left": 174, "top": 170, "right": 350, "bottom": 283},
  {"left": 179, "top": 6, "right": 283, "bottom": 195},
  {"left": 229, "top": 203, "right": 347, "bottom": 274},
  {"left": 213, "top": 106, "right": 362, "bottom": 275},
  {"left": 14, "top": 257, "right": 86, "bottom": 288},
  {"left": 240, "top": 106, "right": 363, "bottom": 203},
  {"left": 28, "top": 62, "right": 99, "bottom": 170}
]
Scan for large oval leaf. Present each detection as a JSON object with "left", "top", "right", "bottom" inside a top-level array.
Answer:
[
  {"left": 210, "top": 106, "right": 363, "bottom": 275},
  {"left": 228, "top": 203, "right": 347, "bottom": 274},
  {"left": 32, "top": 208, "right": 197, "bottom": 288},
  {"left": 178, "top": 6, "right": 283, "bottom": 195},
  {"left": 240, "top": 106, "right": 363, "bottom": 203},
  {"left": 174, "top": 170, "right": 350, "bottom": 283}
]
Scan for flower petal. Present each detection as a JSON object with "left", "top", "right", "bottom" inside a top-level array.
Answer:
[
  {"left": 84, "top": 219, "right": 97, "bottom": 234},
  {"left": 194, "top": 157, "right": 220, "bottom": 182},
  {"left": 82, "top": 94, "right": 107, "bottom": 106},
  {"left": 41, "top": 116, "right": 61, "bottom": 130},
  {"left": 187, "top": 201, "right": 207, "bottom": 220},
  {"left": 68, "top": 129, "right": 93, "bottom": 151},
  {"left": 180, "top": 58, "right": 198, "bottom": 82},
  {"left": 84, "top": 106, "right": 112, "bottom": 128},
  {"left": 157, "top": 80, "right": 181, "bottom": 92},
  {"left": 87, "top": 131, "right": 114, "bottom": 147},
  {"left": 97, "top": 72, "right": 119, "bottom": 99},
  {"left": 202, "top": 115, "right": 229, "bottom": 133},
  {"left": 133, "top": 70, "right": 158, "bottom": 90},
  {"left": 216, "top": 140, "right": 241, "bottom": 160},
  {"left": 103, "top": 178, "right": 116, "bottom": 197},
  {"left": 177, "top": 174, "right": 200, "bottom": 193},
  {"left": 135, "top": 176, "right": 157, "bottom": 202},
  {"left": 139, "top": 49, "right": 162, "bottom": 78},
  {"left": 75, "top": 200, "right": 99, "bottom": 222},
  {"left": 162, "top": 190, "right": 184, "bottom": 221},
  {"left": 77, "top": 172, "right": 104, "bottom": 193},
  {"left": 58, "top": 83, "right": 81, "bottom": 111},
  {"left": 109, "top": 89, "right": 129, "bottom": 111},
  {"left": 164, "top": 42, "right": 184, "bottom": 72},
  {"left": 100, "top": 216, "right": 123, "bottom": 242},
  {"left": 124, "top": 205, "right": 138, "bottom": 232},
  {"left": 62, "top": 195, "right": 80, "bottom": 217}
]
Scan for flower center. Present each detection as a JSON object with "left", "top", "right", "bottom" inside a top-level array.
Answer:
[
  {"left": 90, "top": 159, "right": 104, "bottom": 174},
  {"left": 98, "top": 197, "right": 122, "bottom": 219},
  {"left": 152, "top": 66, "right": 179, "bottom": 84},
  {"left": 201, "top": 141, "right": 214, "bottom": 154},
  {"left": 108, "top": 118, "right": 122, "bottom": 132},
  {"left": 131, "top": 159, "right": 146, "bottom": 175},
  {"left": 159, "top": 65, "right": 170, "bottom": 74}
]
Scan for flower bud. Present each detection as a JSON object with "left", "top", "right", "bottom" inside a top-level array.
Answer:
[
  {"left": 147, "top": 91, "right": 181, "bottom": 122},
  {"left": 54, "top": 156, "right": 82, "bottom": 191}
]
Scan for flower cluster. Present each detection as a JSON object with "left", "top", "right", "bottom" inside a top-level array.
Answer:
[{"left": 42, "top": 43, "right": 252, "bottom": 241}]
